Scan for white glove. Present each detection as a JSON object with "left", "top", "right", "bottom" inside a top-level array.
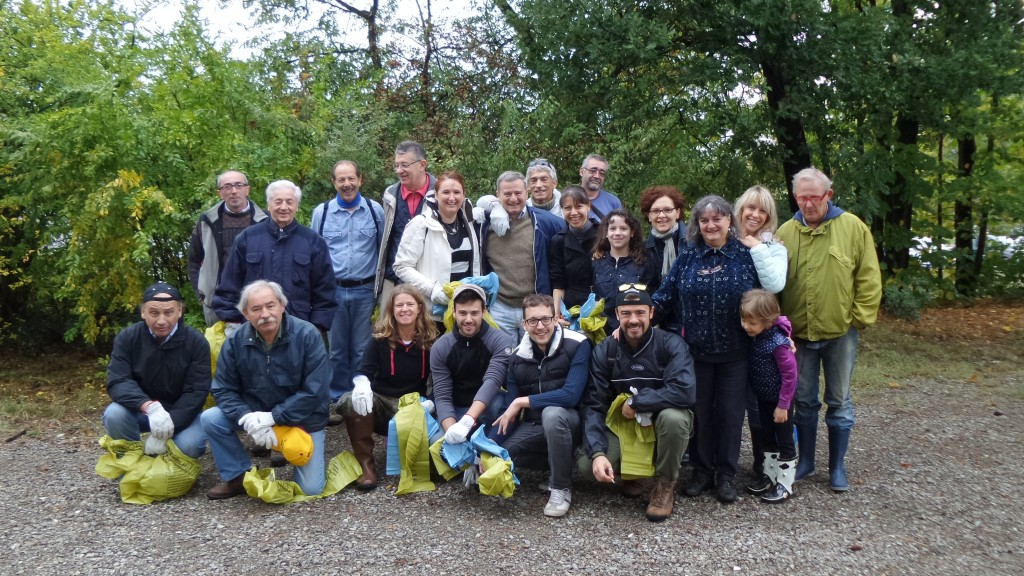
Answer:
[
  {"left": 444, "top": 414, "right": 475, "bottom": 444},
  {"left": 488, "top": 203, "right": 510, "bottom": 237},
  {"left": 143, "top": 435, "right": 167, "bottom": 456},
  {"left": 430, "top": 283, "right": 450, "bottom": 306},
  {"left": 420, "top": 398, "right": 435, "bottom": 414},
  {"left": 636, "top": 412, "right": 653, "bottom": 427},
  {"left": 224, "top": 322, "right": 243, "bottom": 338},
  {"left": 145, "top": 402, "right": 174, "bottom": 440},
  {"left": 473, "top": 195, "right": 499, "bottom": 223},
  {"left": 239, "top": 411, "right": 275, "bottom": 435},
  {"left": 351, "top": 376, "right": 373, "bottom": 416},
  {"left": 251, "top": 426, "right": 278, "bottom": 449},
  {"left": 463, "top": 458, "right": 481, "bottom": 488}
]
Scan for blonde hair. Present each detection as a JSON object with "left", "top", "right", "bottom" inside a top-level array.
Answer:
[
  {"left": 733, "top": 185, "right": 779, "bottom": 236},
  {"left": 373, "top": 284, "right": 439, "bottom": 350},
  {"left": 740, "top": 289, "right": 780, "bottom": 323}
]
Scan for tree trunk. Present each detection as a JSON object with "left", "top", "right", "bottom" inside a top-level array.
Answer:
[
  {"left": 760, "top": 57, "right": 811, "bottom": 213},
  {"left": 954, "top": 135, "right": 976, "bottom": 295}
]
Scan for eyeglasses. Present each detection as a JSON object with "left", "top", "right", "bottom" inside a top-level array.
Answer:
[
  {"left": 524, "top": 316, "right": 554, "bottom": 327},
  {"left": 618, "top": 283, "right": 647, "bottom": 292},
  {"left": 649, "top": 208, "right": 677, "bottom": 216},
  {"left": 583, "top": 167, "right": 607, "bottom": 177},
  {"left": 394, "top": 161, "right": 422, "bottom": 171},
  {"left": 795, "top": 191, "right": 830, "bottom": 206},
  {"left": 219, "top": 182, "right": 248, "bottom": 191}
]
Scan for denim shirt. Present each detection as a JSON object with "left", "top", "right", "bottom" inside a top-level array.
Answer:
[{"left": 311, "top": 195, "right": 384, "bottom": 282}]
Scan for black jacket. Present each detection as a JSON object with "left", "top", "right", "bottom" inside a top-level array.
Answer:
[{"left": 548, "top": 226, "right": 598, "bottom": 309}]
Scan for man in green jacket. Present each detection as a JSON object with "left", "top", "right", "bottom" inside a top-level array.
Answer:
[{"left": 776, "top": 168, "right": 881, "bottom": 493}]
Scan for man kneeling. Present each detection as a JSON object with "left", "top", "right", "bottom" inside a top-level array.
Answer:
[
  {"left": 202, "top": 280, "right": 329, "bottom": 499},
  {"left": 578, "top": 285, "right": 696, "bottom": 522},
  {"left": 494, "top": 294, "right": 591, "bottom": 517}
]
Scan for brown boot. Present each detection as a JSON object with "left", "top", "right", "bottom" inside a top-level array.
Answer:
[
  {"left": 645, "top": 477, "right": 676, "bottom": 522},
  {"left": 619, "top": 478, "right": 646, "bottom": 499},
  {"left": 207, "top": 474, "right": 246, "bottom": 500},
  {"left": 345, "top": 413, "right": 377, "bottom": 490}
]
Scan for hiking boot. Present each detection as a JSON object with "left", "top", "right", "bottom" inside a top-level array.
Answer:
[
  {"left": 645, "top": 478, "right": 676, "bottom": 522},
  {"left": 619, "top": 479, "right": 645, "bottom": 498},
  {"left": 543, "top": 488, "right": 572, "bottom": 517},
  {"left": 206, "top": 474, "right": 246, "bottom": 500},
  {"left": 683, "top": 472, "right": 714, "bottom": 497},
  {"left": 716, "top": 478, "right": 738, "bottom": 503}
]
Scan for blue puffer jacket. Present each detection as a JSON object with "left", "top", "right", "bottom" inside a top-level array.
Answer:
[
  {"left": 212, "top": 314, "right": 330, "bottom": 432},
  {"left": 652, "top": 237, "right": 760, "bottom": 361}
]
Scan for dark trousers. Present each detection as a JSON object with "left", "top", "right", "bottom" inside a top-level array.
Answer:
[
  {"left": 756, "top": 399, "right": 796, "bottom": 460},
  {"left": 692, "top": 358, "right": 748, "bottom": 481}
]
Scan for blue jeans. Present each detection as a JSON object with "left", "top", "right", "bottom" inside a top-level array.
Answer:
[
  {"left": 328, "top": 283, "right": 376, "bottom": 401},
  {"left": 102, "top": 402, "right": 207, "bottom": 459},
  {"left": 795, "top": 327, "right": 859, "bottom": 431},
  {"left": 488, "top": 299, "right": 525, "bottom": 342},
  {"left": 200, "top": 407, "right": 326, "bottom": 496},
  {"left": 500, "top": 407, "right": 581, "bottom": 491}
]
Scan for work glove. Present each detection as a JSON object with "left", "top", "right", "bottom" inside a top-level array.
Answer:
[
  {"left": 251, "top": 425, "right": 278, "bottom": 450},
  {"left": 239, "top": 411, "right": 275, "bottom": 435},
  {"left": 430, "top": 283, "right": 450, "bottom": 306},
  {"left": 224, "top": 322, "right": 243, "bottom": 338},
  {"left": 472, "top": 195, "right": 499, "bottom": 223},
  {"left": 487, "top": 204, "right": 510, "bottom": 237},
  {"left": 463, "top": 457, "right": 481, "bottom": 488},
  {"left": 444, "top": 414, "right": 475, "bottom": 444},
  {"left": 420, "top": 398, "right": 435, "bottom": 414},
  {"left": 351, "top": 376, "right": 373, "bottom": 416},
  {"left": 628, "top": 386, "right": 653, "bottom": 426},
  {"left": 145, "top": 402, "right": 174, "bottom": 440},
  {"left": 143, "top": 435, "right": 167, "bottom": 456}
]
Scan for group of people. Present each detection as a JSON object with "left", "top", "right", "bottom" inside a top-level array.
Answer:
[{"left": 102, "top": 141, "right": 882, "bottom": 522}]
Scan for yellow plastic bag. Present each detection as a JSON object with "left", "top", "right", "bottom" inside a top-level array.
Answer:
[
  {"left": 477, "top": 453, "right": 516, "bottom": 498},
  {"left": 428, "top": 438, "right": 464, "bottom": 481},
  {"left": 243, "top": 451, "right": 363, "bottom": 504},
  {"left": 605, "top": 393, "right": 656, "bottom": 480},
  {"left": 393, "top": 393, "right": 435, "bottom": 495},
  {"left": 96, "top": 435, "right": 201, "bottom": 505},
  {"left": 203, "top": 321, "right": 228, "bottom": 409}
]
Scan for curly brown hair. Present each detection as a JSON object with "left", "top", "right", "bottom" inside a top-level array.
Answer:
[
  {"left": 592, "top": 208, "right": 646, "bottom": 264},
  {"left": 639, "top": 185, "right": 686, "bottom": 215}
]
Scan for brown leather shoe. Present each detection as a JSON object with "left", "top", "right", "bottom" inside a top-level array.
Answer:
[
  {"left": 645, "top": 478, "right": 676, "bottom": 522},
  {"left": 345, "top": 414, "right": 377, "bottom": 490},
  {"left": 619, "top": 478, "right": 646, "bottom": 499},
  {"left": 206, "top": 474, "right": 246, "bottom": 500}
]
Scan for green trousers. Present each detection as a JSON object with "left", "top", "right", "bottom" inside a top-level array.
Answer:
[{"left": 577, "top": 407, "right": 694, "bottom": 482}]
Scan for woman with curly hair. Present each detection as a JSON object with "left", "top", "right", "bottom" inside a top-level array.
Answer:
[
  {"left": 335, "top": 284, "right": 439, "bottom": 490},
  {"left": 591, "top": 208, "right": 653, "bottom": 334}
]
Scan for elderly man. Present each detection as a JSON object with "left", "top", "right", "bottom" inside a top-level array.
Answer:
[
  {"left": 187, "top": 170, "right": 267, "bottom": 325},
  {"left": 479, "top": 171, "right": 564, "bottom": 340},
  {"left": 776, "top": 168, "right": 882, "bottom": 492},
  {"left": 578, "top": 285, "right": 696, "bottom": 522},
  {"left": 494, "top": 294, "right": 591, "bottom": 517},
  {"left": 311, "top": 161, "right": 384, "bottom": 403},
  {"left": 201, "top": 280, "right": 330, "bottom": 499},
  {"left": 375, "top": 141, "right": 437, "bottom": 302},
  {"left": 578, "top": 154, "right": 622, "bottom": 223},
  {"left": 103, "top": 282, "right": 209, "bottom": 460},
  {"left": 431, "top": 284, "right": 513, "bottom": 444},
  {"left": 525, "top": 158, "right": 561, "bottom": 217},
  {"left": 213, "top": 180, "right": 336, "bottom": 332}
]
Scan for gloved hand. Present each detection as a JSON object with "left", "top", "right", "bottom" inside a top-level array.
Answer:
[
  {"left": 636, "top": 412, "right": 653, "bottom": 427},
  {"left": 430, "top": 283, "right": 450, "bottom": 306},
  {"left": 239, "top": 411, "right": 275, "bottom": 435},
  {"left": 472, "top": 195, "right": 499, "bottom": 223},
  {"left": 224, "top": 322, "right": 243, "bottom": 338},
  {"left": 351, "top": 375, "right": 373, "bottom": 416},
  {"left": 463, "top": 458, "right": 481, "bottom": 488},
  {"left": 145, "top": 402, "right": 174, "bottom": 440},
  {"left": 251, "top": 425, "right": 278, "bottom": 450},
  {"left": 488, "top": 203, "right": 510, "bottom": 237},
  {"left": 143, "top": 435, "right": 167, "bottom": 456},
  {"left": 420, "top": 398, "right": 435, "bottom": 414},
  {"left": 444, "top": 414, "right": 475, "bottom": 444}
]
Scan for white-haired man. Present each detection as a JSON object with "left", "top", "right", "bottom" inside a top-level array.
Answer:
[{"left": 525, "top": 158, "right": 561, "bottom": 217}]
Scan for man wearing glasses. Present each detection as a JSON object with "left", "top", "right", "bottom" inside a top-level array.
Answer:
[
  {"left": 578, "top": 154, "right": 622, "bottom": 223},
  {"left": 525, "top": 158, "right": 562, "bottom": 217},
  {"left": 374, "top": 141, "right": 437, "bottom": 304},
  {"left": 776, "top": 168, "right": 881, "bottom": 493},
  {"left": 578, "top": 285, "right": 696, "bottom": 522},
  {"left": 188, "top": 170, "right": 267, "bottom": 325},
  {"left": 493, "top": 294, "right": 591, "bottom": 517}
]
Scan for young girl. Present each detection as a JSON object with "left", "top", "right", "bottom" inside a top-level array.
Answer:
[
  {"left": 740, "top": 288, "right": 798, "bottom": 503},
  {"left": 591, "top": 208, "right": 652, "bottom": 333}
]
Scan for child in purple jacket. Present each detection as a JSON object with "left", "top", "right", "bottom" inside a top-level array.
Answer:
[{"left": 740, "top": 289, "right": 798, "bottom": 503}]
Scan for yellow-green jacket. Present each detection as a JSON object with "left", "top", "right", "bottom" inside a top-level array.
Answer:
[{"left": 777, "top": 207, "right": 882, "bottom": 341}]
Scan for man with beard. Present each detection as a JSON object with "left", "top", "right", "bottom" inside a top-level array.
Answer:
[
  {"left": 202, "top": 280, "right": 330, "bottom": 499},
  {"left": 579, "top": 154, "right": 622, "bottom": 224},
  {"left": 431, "top": 284, "right": 513, "bottom": 445},
  {"left": 578, "top": 285, "right": 696, "bottom": 522},
  {"left": 311, "top": 161, "right": 384, "bottom": 407}
]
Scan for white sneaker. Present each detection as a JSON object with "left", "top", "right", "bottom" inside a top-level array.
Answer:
[{"left": 543, "top": 488, "right": 571, "bottom": 517}]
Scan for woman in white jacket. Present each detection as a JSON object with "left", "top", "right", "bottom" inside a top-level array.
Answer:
[
  {"left": 393, "top": 171, "right": 481, "bottom": 324},
  {"left": 733, "top": 184, "right": 788, "bottom": 481}
]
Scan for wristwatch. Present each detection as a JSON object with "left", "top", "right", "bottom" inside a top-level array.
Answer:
[{"left": 626, "top": 397, "right": 634, "bottom": 407}]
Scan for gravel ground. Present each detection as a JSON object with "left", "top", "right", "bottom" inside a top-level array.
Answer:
[{"left": 1, "top": 374, "right": 1021, "bottom": 575}]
